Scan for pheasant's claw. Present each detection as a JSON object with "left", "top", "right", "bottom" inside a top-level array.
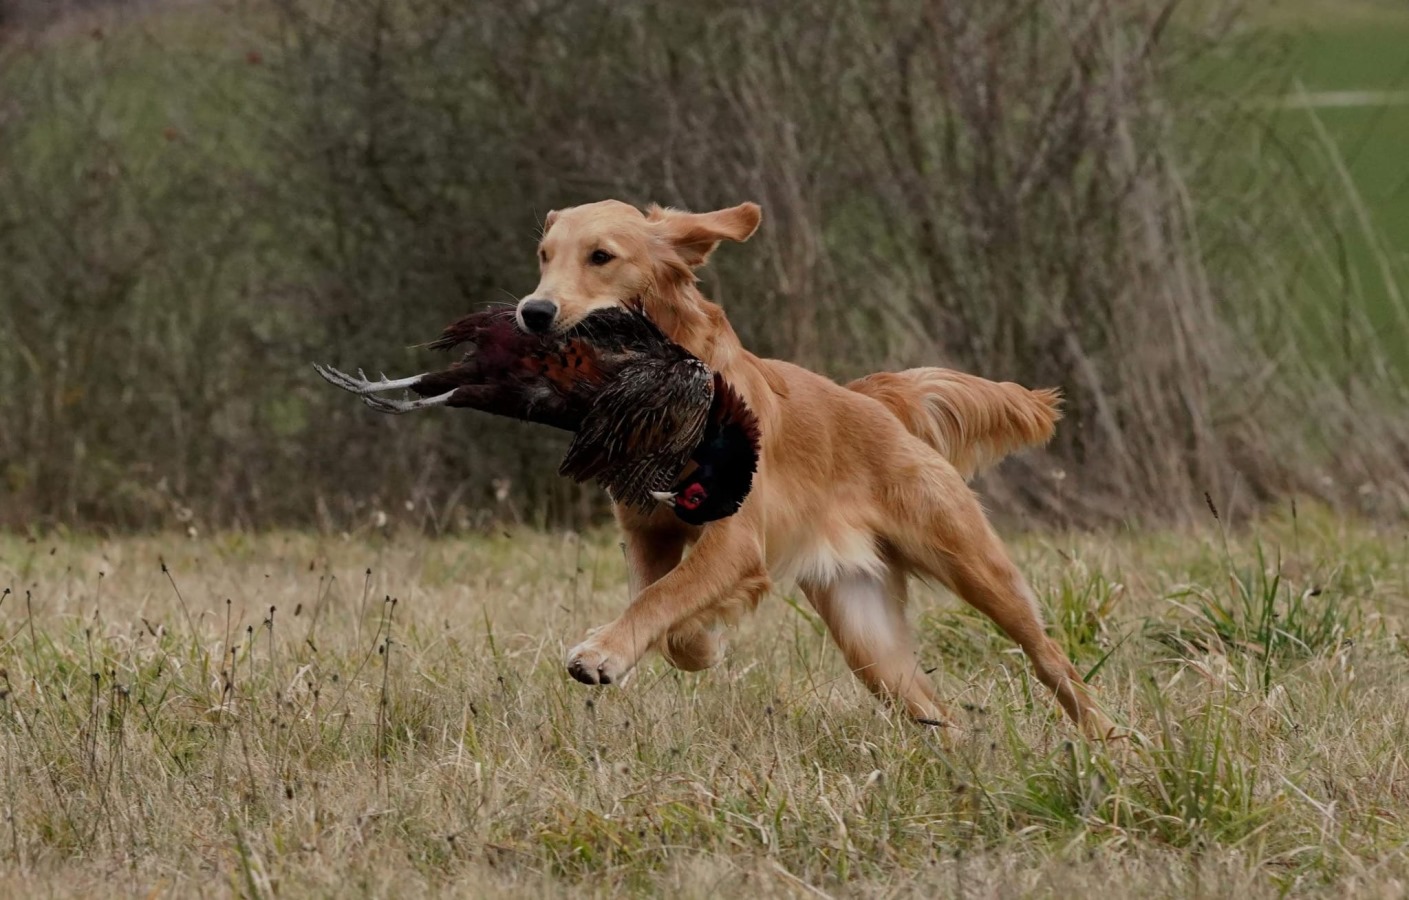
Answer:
[
  {"left": 312, "top": 363, "right": 370, "bottom": 394},
  {"left": 360, "top": 393, "right": 407, "bottom": 414},
  {"left": 313, "top": 363, "right": 428, "bottom": 397},
  {"left": 359, "top": 390, "right": 456, "bottom": 415}
]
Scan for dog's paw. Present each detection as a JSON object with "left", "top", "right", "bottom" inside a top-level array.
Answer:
[{"left": 566, "top": 632, "right": 634, "bottom": 686}]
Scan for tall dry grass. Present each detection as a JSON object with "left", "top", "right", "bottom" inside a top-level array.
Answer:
[{"left": 0, "top": 0, "right": 1406, "bottom": 531}]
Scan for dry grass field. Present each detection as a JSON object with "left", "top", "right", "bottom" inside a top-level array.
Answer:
[
  {"left": 2, "top": 510, "right": 1407, "bottom": 897},
  {"left": 4, "top": 3, "right": 1409, "bottom": 898}
]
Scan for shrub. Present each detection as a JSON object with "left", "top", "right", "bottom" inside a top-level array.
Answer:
[{"left": 1, "top": 0, "right": 1406, "bottom": 530}]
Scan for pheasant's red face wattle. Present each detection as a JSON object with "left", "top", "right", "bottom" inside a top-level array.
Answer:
[{"left": 676, "top": 482, "right": 707, "bottom": 511}]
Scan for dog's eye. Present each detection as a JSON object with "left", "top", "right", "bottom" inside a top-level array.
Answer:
[
  {"left": 588, "top": 249, "right": 614, "bottom": 266},
  {"left": 538, "top": 248, "right": 547, "bottom": 264}
]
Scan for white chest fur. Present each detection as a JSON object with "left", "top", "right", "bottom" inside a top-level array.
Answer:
[{"left": 766, "top": 522, "right": 885, "bottom": 588}]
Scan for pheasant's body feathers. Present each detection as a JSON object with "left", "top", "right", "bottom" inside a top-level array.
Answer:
[
  {"left": 328, "top": 306, "right": 759, "bottom": 517},
  {"left": 562, "top": 356, "right": 714, "bottom": 501}
]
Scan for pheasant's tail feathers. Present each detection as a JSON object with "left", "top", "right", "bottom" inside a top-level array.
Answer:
[{"left": 848, "top": 368, "right": 1061, "bottom": 479}]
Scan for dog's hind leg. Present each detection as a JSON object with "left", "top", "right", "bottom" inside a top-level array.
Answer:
[
  {"left": 894, "top": 479, "right": 1114, "bottom": 740},
  {"left": 803, "top": 568, "right": 956, "bottom": 729}
]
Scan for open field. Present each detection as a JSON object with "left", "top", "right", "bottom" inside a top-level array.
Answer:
[
  {"left": 2, "top": 4, "right": 1408, "bottom": 895},
  {"left": 2, "top": 513, "right": 1407, "bottom": 897}
]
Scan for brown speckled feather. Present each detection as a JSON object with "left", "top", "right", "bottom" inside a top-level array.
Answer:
[{"left": 559, "top": 356, "right": 715, "bottom": 504}]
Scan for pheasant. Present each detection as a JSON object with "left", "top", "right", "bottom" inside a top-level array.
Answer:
[{"left": 313, "top": 307, "right": 760, "bottom": 523}]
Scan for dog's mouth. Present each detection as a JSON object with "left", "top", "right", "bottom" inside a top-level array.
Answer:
[{"left": 526, "top": 296, "right": 646, "bottom": 337}]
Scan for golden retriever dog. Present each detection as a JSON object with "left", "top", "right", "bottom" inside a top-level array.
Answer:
[{"left": 517, "top": 199, "right": 1113, "bottom": 739}]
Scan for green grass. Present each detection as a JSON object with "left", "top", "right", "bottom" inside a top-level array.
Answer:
[
  {"left": 1208, "top": 2, "right": 1409, "bottom": 369},
  {"left": 1, "top": 512, "right": 1407, "bottom": 896},
  {"left": 1277, "top": 12, "right": 1409, "bottom": 344}
]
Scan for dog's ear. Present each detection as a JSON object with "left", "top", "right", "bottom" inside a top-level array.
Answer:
[{"left": 648, "top": 203, "right": 762, "bottom": 268}]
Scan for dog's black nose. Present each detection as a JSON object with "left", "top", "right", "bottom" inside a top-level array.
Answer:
[{"left": 519, "top": 298, "right": 558, "bottom": 334}]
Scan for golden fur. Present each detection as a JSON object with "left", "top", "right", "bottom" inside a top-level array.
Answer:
[
  {"left": 521, "top": 199, "right": 1112, "bottom": 739},
  {"left": 848, "top": 369, "right": 1063, "bottom": 481}
]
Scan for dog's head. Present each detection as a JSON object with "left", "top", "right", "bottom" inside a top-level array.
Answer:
[{"left": 516, "top": 200, "right": 761, "bottom": 336}]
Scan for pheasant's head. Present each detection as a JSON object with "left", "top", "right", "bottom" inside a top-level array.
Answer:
[
  {"left": 516, "top": 200, "right": 761, "bottom": 345},
  {"left": 676, "top": 482, "right": 709, "bottom": 511},
  {"left": 651, "top": 472, "right": 740, "bottom": 526},
  {"left": 649, "top": 451, "right": 754, "bottom": 525}
]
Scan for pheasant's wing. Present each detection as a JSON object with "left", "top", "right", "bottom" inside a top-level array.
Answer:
[
  {"left": 559, "top": 357, "right": 714, "bottom": 506},
  {"left": 563, "top": 358, "right": 714, "bottom": 475}
]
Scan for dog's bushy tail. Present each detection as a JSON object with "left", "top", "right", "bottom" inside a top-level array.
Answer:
[{"left": 847, "top": 369, "right": 1061, "bottom": 479}]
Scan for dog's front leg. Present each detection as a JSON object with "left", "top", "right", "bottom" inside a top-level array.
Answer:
[
  {"left": 566, "top": 516, "right": 767, "bottom": 686},
  {"left": 619, "top": 512, "right": 691, "bottom": 600},
  {"left": 618, "top": 512, "right": 732, "bottom": 672}
]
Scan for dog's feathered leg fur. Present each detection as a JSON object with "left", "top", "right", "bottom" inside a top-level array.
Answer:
[{"left": 802, "top": 565, "right": 958, "bottom": 731}]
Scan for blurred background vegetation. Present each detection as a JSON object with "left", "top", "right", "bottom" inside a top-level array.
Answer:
[{"left": 1, "top": 0, "right": 1406, "bottom": 533}]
